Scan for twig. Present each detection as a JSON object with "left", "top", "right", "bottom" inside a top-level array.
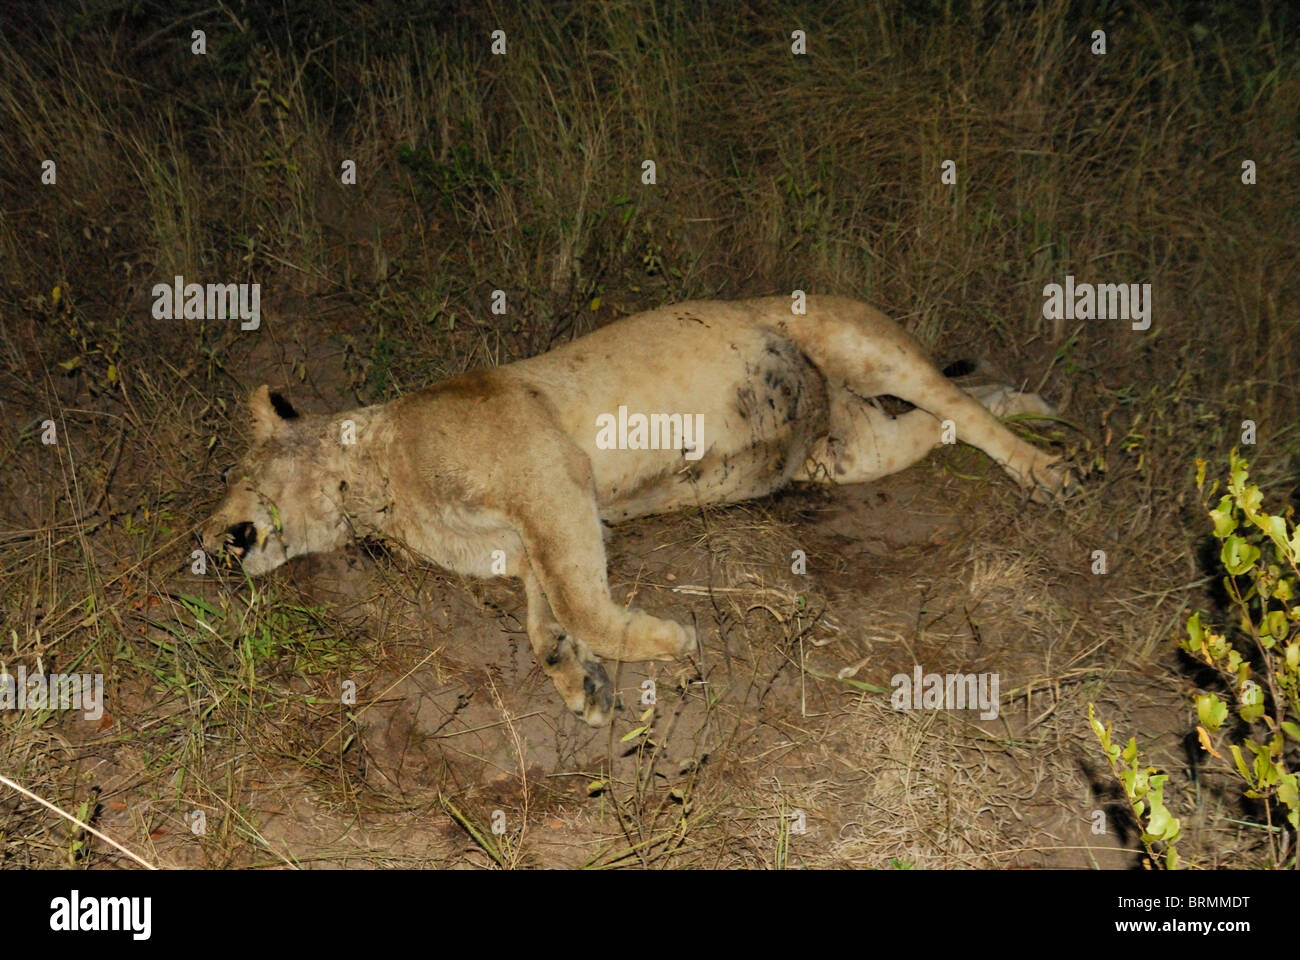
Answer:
[{"left": 0, "top": 774, "right": 158, "bottom": 870}]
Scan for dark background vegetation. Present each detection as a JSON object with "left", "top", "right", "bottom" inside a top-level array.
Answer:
[{"left": 0, "top": 0, "right": 1295, "bottom": 868}]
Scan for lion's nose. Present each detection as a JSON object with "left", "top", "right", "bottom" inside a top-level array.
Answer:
[{"left": 222, "top": 521, "right": 257, "bottom": 558}]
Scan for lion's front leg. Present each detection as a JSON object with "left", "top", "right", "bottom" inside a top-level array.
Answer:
[
  {"left": 523, "top": 568, "right": 613, "bottom": 727},
  {"left": 506, "top": 433, "right": 697, "bottom": 724}
]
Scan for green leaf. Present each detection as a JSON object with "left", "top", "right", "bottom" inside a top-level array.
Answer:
[
  {"left": 1258, "top": 514, "right": 1290, "bottom": 552},
  {"left": 1087, "top": 703, "right": 1106, "bottom": 741},
  {"left": 1144, "top": 801, "right": 1179, "bottom": 843},
  {"left": 1196, "top": 693, "right": 1228, "bottom": 731},
  {"left": 1287, "top": 529, "right": 1300, "bottom": 564},
  {"left": 1121, "top": 737, "right": 1138, "bottom": 765},
  {"left": 1209, "top": 497, "right": 1237, "bottom": 538},
  {"left": 1229, "top": 744, "right": 1254, "bottom": 786},
  {"left": 1278, "top": 774, "right": 1298, "bottom": 811},
  {"left": 1252, "top": 751, "right": 1278, "bottom": 788},
  {"left": 1264, "top": 609, "right": 1289, "bottom": 643},
  {"left": 1228, "top": 453, "right": 1249, "bottom": 496},
  {"left": 620, "top": 726, "right": 647, "bottom": 742},
  {"left": 1183, "top": 612, "right": 1204, "bottom": 653},
  {"left": 1239, "top": 702, "right": 1265, "bottom": 723},
  {"left": 1221, "top": 536, "right": 1260, "bottom": 576},
  {"left": 1239, "top": 682, "right": 1265, "bottom": 724}
]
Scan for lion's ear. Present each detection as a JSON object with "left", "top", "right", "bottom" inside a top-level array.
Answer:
[{"left": 249, "top": 385, "right": 299, "bottom": 442}]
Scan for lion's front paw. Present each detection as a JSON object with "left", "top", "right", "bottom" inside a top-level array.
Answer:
[
  {"left": 577, "top": 652, "right": 614, "bottom": 726},
  {"left": 545, "top": 634, "right": 614, "bottom": 726}
]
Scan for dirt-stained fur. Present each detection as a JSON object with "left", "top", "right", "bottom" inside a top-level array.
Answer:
[{"left": 200, "top": 295, "right": 1074, "bottom": 724}]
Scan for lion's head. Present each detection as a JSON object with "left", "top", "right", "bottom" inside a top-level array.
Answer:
[{"left": 199, "top": 386, "right": 350, "bottom": 576}]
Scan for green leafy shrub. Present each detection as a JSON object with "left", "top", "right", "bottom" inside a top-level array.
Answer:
[
  {"left": 1183, "top": 451, "right": 1299, "bottom": 864},
  {"left": 1091, "top": 450, "right": 1299, "bottom": 868},
  {"left": 1088, "top": 702, "right": 1183, "bottom": 868}
]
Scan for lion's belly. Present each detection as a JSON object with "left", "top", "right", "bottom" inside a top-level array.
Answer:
[{"left": 516, "top": 317, "right": 830, "bottom": 523}]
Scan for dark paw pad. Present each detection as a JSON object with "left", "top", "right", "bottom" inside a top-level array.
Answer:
[{"left": 581, "top": 658, "right": 613, "bottom": 720}]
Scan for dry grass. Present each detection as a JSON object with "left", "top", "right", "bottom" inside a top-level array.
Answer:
[{"left": 0, "top": 0, "right": 1296, "bottom": 869}]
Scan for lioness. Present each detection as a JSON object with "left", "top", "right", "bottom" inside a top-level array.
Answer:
[{"left": 200, "top": 296, "right": 1072, "bottom": 725}]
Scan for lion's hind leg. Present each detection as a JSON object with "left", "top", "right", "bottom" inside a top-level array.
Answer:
[
  {"left": 781, "top": 301, "right": 1075, "bottom": 501},
  {"left": 799, "top": 398, "right": 941, "bottom": 485},
  {"left": 798, "top": 379, "right": 1064, "bottom": 490},
  {"left": 885, "top": 371, "right": 1073, "bottom": 502}
]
